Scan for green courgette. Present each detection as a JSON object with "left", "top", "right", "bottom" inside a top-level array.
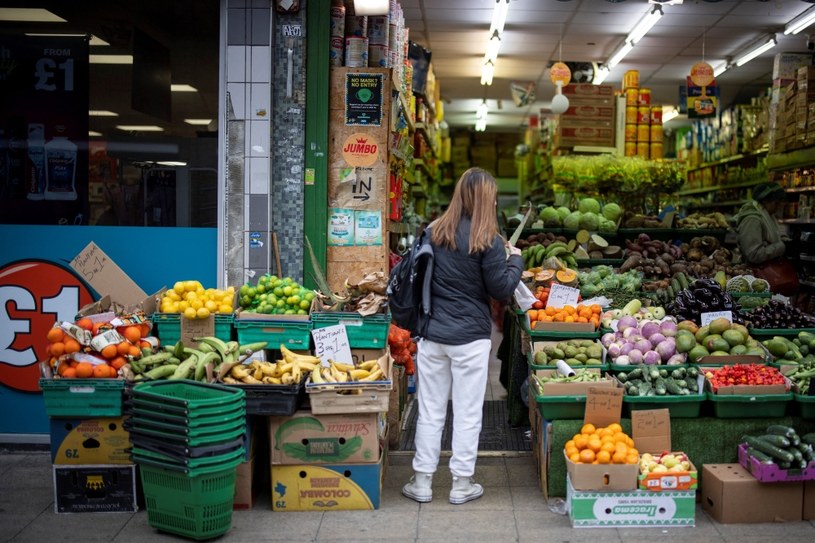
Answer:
[
  {"left": 801, "top": 433, "right": 815, "bottom": 446},
  {"left": 757, "top": 434, "right": 791, "bottom": 448},
  {"left": 743, "top": 435, "right": 795, "bottom": 464},
  {"left": 665, "top": 379, "right": 683, "bottom": 395},
  {"left": 746, "top": 447, "right": 774, "bottom": 464},
  {"left": 765, "top": 425, "right": 797, "bottom": 439}
]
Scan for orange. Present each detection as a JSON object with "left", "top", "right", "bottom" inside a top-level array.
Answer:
[
  {"left": 615, "top": 442, "right": 629, "bottom": 455},
  {"left": 599, "top": 427, "right": 614, "bottom": 438},
  {"left": 607, "top": 423, "right": 623, "bottom": 433},
  {"left": 63, "top": 338, "right": 81, "bottom": 354},
  {"left": 569, "top": 452, "right": 581, "bottom": 463},
  {"left": 528, "top": 309, "right": 538, "bottom": 321},
  {"left": 573, "top": 434, "right": 588, "bottom": 450},
  {"left": 626, "top": 453, "right": 639, "bottom": 465},
  {"left": 578, "top": 449, "right": 595, "bottom": 464},
  {"left": 100, "top": 344, "right": 118, "bottom": 359},
  {"left": 139, "top": 323, "right": 151, "bottom": 338},
  {"left": 128, "top": 344, "right": 141, "bottom": 357},
  {"left": 564, "top": 315, "right": 575, "bottom": 323},
  {"left": 76, "top": 317, "right": 94, "bottom": 331},
  {"left": 75, "top": 362, "right": 94, "bottom": 378},
  {"left": 628, "top": 448, "right": 639, "bottom": 457},
  {"left": 116, "top": 341, "right": 131, "bottom": 356},
  {"left": 596, "top": 450, "right": 612, "bottom": 464},
  {"left": 613, "top": 432, "right": 629, "bottom": 444},
  {"left": 565, "top": 446, "right": 578, "bottom": 458},
  {"left": 122, "top": 326, "right": 142, "bottom": 344},
  {"left": 600, "top": 442, "right": 616, "bottom": 454},
  {"left": 110, "top": 356, "right": 127, "bottom": 370},
  {"left": 581, "top": 423, "right": 596, "bottom": 436},
  {"left": 565, "top": 439, "right": 576, "bottom": 450},
  {"left": 62, "top": 367, "right": 77, "bottom": 379},
  {"left": 50, "top": 342, "right": 65, "bottom": 357},
  {"left": 46, "top": 327, "right": 64, "bottom": 343},
  {"left": 587, "top": 438, "right": 602, "bottom": 453},
  {"left": 56, "top": 362, "right": 69, "bottom": 376},
  {"left": 93, "top": 364, "right": 111, "bottom": 378},
  {"left": 612, "top": 451, "right": 627, "bottom": 464}
]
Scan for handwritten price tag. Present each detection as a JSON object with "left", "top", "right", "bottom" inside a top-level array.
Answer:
[
  {"left": 311, "top": 324, "right": 353, "bottom": 367},
  {"left": 545, "top": 283, "right": 580, "bottom": 309},
  {"left": 700, "top": 311, "right": 732, "bottom": 326},
  {"left": 584, "top": 387, "right": 623, "bottom": 428}
]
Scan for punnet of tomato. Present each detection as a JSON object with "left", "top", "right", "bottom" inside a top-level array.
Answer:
[{"left": 704, "top": 364, "right": 789, "bottom": 394}]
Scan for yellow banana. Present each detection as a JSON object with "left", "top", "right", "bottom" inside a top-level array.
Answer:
[
  {"left": 291, "top": 360, "right": 302, "bottom": 384},
  {"left": 310, "top": 365, "right": 324, "bottom": 383},
  {"left": 230, "top": 365, "right": 250, "bottom": 379},
  {"left": 358, "top": 359, "right": 378, "bottom": 371},
  {"left": 350, "top": 368, "right": 371, "bottom": 380},
  {"left": 281, "top": 373, "right": 294, "bottom": 385},
  {"left": 359, "top": 368, "right": 384, "bottom": 381},
  {"left": 263, "top": 376, "right": 282, "bottom": 384},
  {"left": 253, "top": 366, "right": 263, "bottom": 381},
  {"left": 330, "top": 360, "right": 356, "bottom": 372}
]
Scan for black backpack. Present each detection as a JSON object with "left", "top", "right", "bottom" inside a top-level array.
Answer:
[{"left": 387, "top": 228, "right": 434, "bottom": 337}]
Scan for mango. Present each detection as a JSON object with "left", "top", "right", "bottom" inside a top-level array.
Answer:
[{"left": 708, "top": 317, "right": 732, "bottom": 336}]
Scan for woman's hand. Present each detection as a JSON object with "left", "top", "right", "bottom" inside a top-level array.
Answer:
[{"left": 506, "top": 243, "right": 522, "bottom": 257}]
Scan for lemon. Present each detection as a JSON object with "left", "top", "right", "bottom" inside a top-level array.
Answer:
[
  {"left": 178, "top": 301, "right": 190, "bottom": 311},
  {"left": 197, "top": 307, "right": 211, "bottom": 319},
  {"left": 167, "top": 290, "right": 181, "bottom": 302},
  {"left": 184, "top": 307, "right": 197, "bottom": 319},
  {"left": 218, "top": 304, "right": 233, "bottom": 314},
  {"left": 173, "top": 281, "right": 186, "bottom": 295},
  {"left": 184, "top": 280, "right": 198, "bottom": 292},
  {"left": 191, "top": 299, "right": 204, "bottom": 310}
]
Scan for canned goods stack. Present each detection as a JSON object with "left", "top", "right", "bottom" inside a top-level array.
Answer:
[
  {"left": 622, "top": 71, "right": 640, "bottom": 157},
  {"left": 622, "top": 71, "right": 663, "bottom": 160}
]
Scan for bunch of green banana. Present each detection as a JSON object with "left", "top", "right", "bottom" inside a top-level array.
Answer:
[
  {"left": 520, "top": 242, "right": 577, "bottom": 270},
  {"left": 309, "top": 358, "right": 384, "bottom": 385},
  {"left": 222, "top": 344, "right": 319, "bottom": 385},
  {"left": 123, "top": 336, "right": 267, "bottom": 383}
]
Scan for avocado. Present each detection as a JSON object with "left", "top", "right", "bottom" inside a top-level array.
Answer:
[
  {"left": 534, "top": 351, "right": 548, "bottom": 365},
  {"left": 722, "top": 329, "right": 746, "bottom": 348},
  {"left": 764, "top": 338, "right": 789, "bottom": 358},
  {"left": 688, "top": 344, "right": 710, "bottom": 364},
  {"left": 694, "top": 325, "right": 710, "bottom": 344}
]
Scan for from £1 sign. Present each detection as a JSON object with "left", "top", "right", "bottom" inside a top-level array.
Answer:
[
  {"left": 545, "top": 283, "right": 580, "bottom": 309},
  {"left": 0, "top": 260, "right": 93, "bottom": 392}
]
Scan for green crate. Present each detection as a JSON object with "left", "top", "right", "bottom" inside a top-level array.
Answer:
[
  {"left": 151, "top": 313, "right": 234, "bottom": 345},
  {"left": 535, "top": 394, "right": 588, "bottom": 420},
  {"left": 526, "top": 351, "right": 608, "bottom": 372},
  {"left": 128, "top": 404, "right": 246, "bottom": 427},
  {"left": 795, "top": 393, "right": 815, "bottom": 419},
  {"left": 128, "top": 416, "right": 245, "bottom": 438},
  {"left": 234, "top": 319, "right": 312, "bottom": 348},
  {"left": 139, "top": 460, "right": 240, "bottom": 540},
  {"left": 39, "top": 378, "right": 125, "bottom": 417},
  {"left": 132, "top": 444, "right": 245, "bottom": 470},
  {"left": 528, "top": 328, "right": 600, "bottom": 340},
  {"left": 708, "top": 392, "right": 793, "bottom": 418},
  {"left": 311, "top": 311, "right": 390, "bottom": 348},
  {"left": 623, "top": 394, "right": 706, "bottom": 418},
  {"left": 132, "top": 380, "right": 246, "bottom": 411},
  {"left": 127, "top": 423, "right": 246, "bottom": 447},
  {"left": 748, "top": 328, "right": 815, "bottom": 338}
]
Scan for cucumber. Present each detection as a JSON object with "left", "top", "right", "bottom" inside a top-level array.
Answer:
[
  {"left": 802, "top": 433, "right": 815, "bottom": 446},
  {"left": 743, "top": 436, "right": 795, "bottom": 464},
  {"left": 671, "top": 368, "right": 687, "bottom": 380},
  {"left": 665, "top": 379, "right": 683, "bottom": 395},
  {"left": 797, "top": 443, "right": 814, "bottom": 462},
  {"left": 628, "top": 368, "right": 644, "bottom": 381},
  {"left": 687, "top": 366, "right": 699, "bottom": 379},
  {"left": 757, "top": 434, "right": 791, "bottom": 448},
  {"left": 746, "top": 447, "right": 774, "bottom": 464},
  {"left": 791, "top": 448, "right": 804, "bottom": 463},
  {"left": 765, "top": 425, "right": 797, "bottom": 439},
  {"left": 617, "top": 372, "right": 628, "bottom": 383}
]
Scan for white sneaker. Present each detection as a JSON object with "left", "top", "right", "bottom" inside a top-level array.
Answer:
[
  {"left": 449, "top": 476, "right": 484, "bottom": 504},
  {"left": 402, "top": 472, "right": 433, "bottom": 503}
]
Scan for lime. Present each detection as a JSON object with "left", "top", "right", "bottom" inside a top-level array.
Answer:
[
  {"left": 276, "top": 299, "right": 286, "bottom": 308},
  {"left": 273, "top": 287, "right": 284, "bottom": 297},
  {"left": 257, "top": 284, "right": 266, "bottom": 294},
  {"left": 297, "top": 309, "right": 307, "bottom": 315},
  {"left": 305, "top": 292, "right": 315, "bottom": 302},
  {"left": 299, "top": 300, "right": 310, "bottom": 310},
  {"left": 283, "top": 286, "right": 293, "bottom": 297},
  {"left": 239, "top": 284, "right": 250, "bottom": 296}
]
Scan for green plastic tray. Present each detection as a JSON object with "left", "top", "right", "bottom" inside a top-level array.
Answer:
[
  {"left": 708, "top": 392, "right": 793, "bottom": 418},
  {"left": 623, "top": 393, "right": 706, "bottom": 418},
  {"left": 311, "top": 311, "right": 390, "bottom": 348},
  {"left": 128, "top": 416, "right": 245, "bottom": 437},
  {"left": 127, "top": 404, "right": 246, "bottom": 427},
  {"left": 575, "top": 258, "right": 625, "bottom": 268},
  {"left": 234, "top": 318, "right": 312, "bottom": 348},
  {"left": 748, "top": 328, "right": 815, "bottom": 338},
  {"left": 534, "top": 394, "right": 588, "bottom": 420},
  {"left": 526, "top": 351, "right": 607, "bottom": 372},
  {"left": 527, "top": 328, "right": 601, "bottom": 340},
  {"left": 152, "top": 313, "right": 234, "bottom": 344},
  {"left": 126, "top": 423, "right": 246, "bottom": 447},
  {"left": 131, "top": 380, "right": 245, "bottom": 412},
  {"left": 140, "top": 461, "right": 239, "bottom": 540},
  {"left": 39, "top": 378, "right": 125, "bottom": 417},
  {"left": 795, "top": 393, "right": 815, "bottom": 419}
]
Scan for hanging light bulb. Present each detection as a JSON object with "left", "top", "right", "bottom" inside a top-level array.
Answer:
[{"left": 550, "top": 81, "right": 570, "bottom": 114}]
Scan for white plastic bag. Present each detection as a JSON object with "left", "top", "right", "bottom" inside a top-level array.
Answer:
[{"left": 514, "top": 281, "right": 537, "bottom": 312}]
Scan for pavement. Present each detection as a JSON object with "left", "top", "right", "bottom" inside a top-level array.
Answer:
[{"left": 2, "top": 351, "right": 815, "bottom": 541}]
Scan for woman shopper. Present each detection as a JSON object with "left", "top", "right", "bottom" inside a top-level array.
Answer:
[{"left": 402, "top": 167, "right": 524, "bottom": 505}]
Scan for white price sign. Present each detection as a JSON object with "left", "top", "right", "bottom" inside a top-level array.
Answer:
[
  {"left": 700, "top": 311, "right": 732, "bottom": 326},
  {"left": 545, "top": 283, "right": 580, "bottom": 309},
  {"left": 311, "top": 324, "right": 353, "bottom": 366}
]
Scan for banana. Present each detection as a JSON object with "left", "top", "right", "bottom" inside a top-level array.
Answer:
[
  {"left": 546, "top": 246, "right": 570, "bottom": 258},
  {"left": 311, "top": 365, "right": 324, "bottom": 384},
  {"left": 277, "top": 362, "right": 294, "bottom": 376},
  {"left": 195, "top": 352, "right": 220, "bottom": 381},
  {"left": 253, "top": 366, "right": 263, "bottom": 381},
  {"left": 198, "top": 341, "right": 215, "bottom": 354},
  {"left": 260, "top": 362, "right": 277, "bottom": 376},
  {"left": 330, "top": 360, "right": 356, "bottom": 372},
  {"left": 359, "top": 368, "right": 384, "bottom": 381},
  {"left": 321, "top": 367, "right": 337, "bottom": 382},
  {"left": 239, "top": 341, "right": 268, "bottom": 354},
  {"left": 195, "top": 336, "right": 229, "bottom": 360},
  {"left": 281, "top": 373, "right": 295, "bottom": 385},
  {"left": 173, "top": 340, "right": 185, "bottom": 360},
  {"left": 358, "top": 359, "right": 378, "bottom": 371},
  {"left": 230, "top": 365, "right": 250, "bottom": 379},
  {"left": 243, "top": 374, "right": 263, "bottom": 384},
  {"left": 350, "top": 368, "right": 371, "bottom": 380},
  {"left": 263, "top": 376, "right": 282, "bottom": 384},
  {"left": 291, "top": 360, "right": 302, "bottom": 384}
]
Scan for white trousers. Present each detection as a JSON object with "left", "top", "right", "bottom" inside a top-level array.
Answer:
[{"left": 412, "top": 338, "right": 491, "bottom": 478}]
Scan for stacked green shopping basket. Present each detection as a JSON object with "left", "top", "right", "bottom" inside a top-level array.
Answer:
[{"left": 126, "top": 380, "right": 246, "bottom": 541}]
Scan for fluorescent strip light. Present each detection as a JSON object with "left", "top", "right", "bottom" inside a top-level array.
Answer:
[
  {"left": 662, "top": 106, "right": 679, "bottom": 124},
  {"left": 713, "top": 63, "right": 729, "bottom": 78},
  {"left": 184, "top": 119, "right": 212, "bottom": 126},
  {"left": 490, "top": 0, "right": 510, "bottom": 35},
  {"left": 0, "top": 8, "right": 66, "bottom": 22},
  {"left": 734, "top": 36, "right": 777, "bottom": 67},
  {"left": 475, "top": 118, "right": 487, "bottom": 132},
  {"left": 90, "top": 55, "right": 133, "bottom": 65},
  {"left": 116, "top": 125, "right": 164, "bottom": 132},
  {"left": 25, "top": 33, "right": 109, "bottom": 46},
  {"left": 88, "top": 131, "right": 103, "bottom": 137},
  {"left": 608, "top": 41, "right": 634, "bottom": 68},
  {"left": 628, "top": 6, "right": 663, "bottom": 45},
  {"left": 89, "top": 110, "right": 118, "bottom": 117},
  {"left": 171, "top": 84, "right": 198, "bottom": 92},
  {"left": 352, "top": 0, "right": 389, "bottom": 16},
  {"left": 485, "top": 32, "right": 502, "bottom": 63},
  {"left": 157, "top": 161, "right": 187, "bottom": 167},
  {"left": 593, "top": 66, "right": 610, "bottom": 85},
  {"left": 785, "top": 7, "right": 815, "bottom": 35},
  {"left": 481, "top": 60, "right": 495, "bottom": 86},
  {"left": 477, "top": 101, "right": 489, "bottom": 120}
]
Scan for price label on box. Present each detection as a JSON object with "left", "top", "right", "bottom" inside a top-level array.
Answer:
[
  {"left": 546, "top": 283, "right": 580, "bottom": 309},
  {"left": 311, "top": 324, "right": 353, "bottom": 366},
  {"left": 701, "top": 311, "right": 732, "bottom": 326}
]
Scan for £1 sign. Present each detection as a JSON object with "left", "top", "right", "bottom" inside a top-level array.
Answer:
[{"left": 0, "top": 261, "right": 93, "bottom": 392}]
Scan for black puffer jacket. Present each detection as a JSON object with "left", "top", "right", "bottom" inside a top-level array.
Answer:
[{"left": 422, "top": 217, "right": 523, "bottom": 345}]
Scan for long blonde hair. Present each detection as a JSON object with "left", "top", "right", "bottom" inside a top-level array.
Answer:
[{"left": 431, "top": 167, "right": 499, "bottom": 253}]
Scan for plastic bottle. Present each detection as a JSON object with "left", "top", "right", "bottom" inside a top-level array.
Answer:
[
  {"left": 5, "top": 118, "right": 26, "bottom": 199},
  {"left": 44, "top": 125, "right": 77, "bottom": 201},
  {"left": 26, "top": 123, "right": 45, "bottom": 200}
]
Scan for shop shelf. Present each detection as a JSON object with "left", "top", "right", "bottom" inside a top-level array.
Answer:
[
  {"left": 234, "top": 319, "right": 312, "bottom": 348},
  {"left": 534, "top": 394, "right": 589, "bottom": 420},
  {"left": 623, "top": 393, "right": 706, "bottom": 418},
  {"left": 311, "top": 311, "right": 390, "bottom": 348},
  {"left": 39, "top": 378, "right": 125, "bottom": 417},
  {"left": 708, "top": 392, "right": 793, "bottom": 418},
  {"left": 795, "top": 393, "right": 815, "bottom": 419},
  {"left": 748, "top": 328, "right": 815, "bottom": 338}
]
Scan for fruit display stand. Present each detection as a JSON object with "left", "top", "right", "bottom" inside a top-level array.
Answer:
[
  {"left": 233, "top": 312, "right": 313, "bottom": 348},
  {"left": 152, "top": 313, "right": 234, "bottom": 344}
]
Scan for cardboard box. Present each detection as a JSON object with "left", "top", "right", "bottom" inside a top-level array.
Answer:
[
  {"left": 49, "top": 417, "right": 131, "bottom": 465},
  {"left": 565, "top": 387, "right": 639, "bottom": 491},
  {"left": 306, "top": 348, "right": 393, "bottom": 415},
  {"left": 632, "top": 410, "right": 698, "bottom": 491},
  {"left": 805, "top": 480, "right": 815, "bottom": 520},
  {"left": 562, "top": 104, "right": 616, "bottom": 120},
  {"left": 737, "top": 443, "right": 815, "bottom": 482},
  {"left": 560, "top": 83, "right": 615, "bottom": 100},
  {"left": 233, "top": 456, "right": 256, "bottom": 510},
  {"left": 70, "top": 242, "right": 149, "bottom": 308},
  {"left": 558, "top": 124, "right": 615, "bottom": 147},
  {"left": 271, "top": 447, "right": 386, "bottom": 511},
  {"left": 705, "top": 380, "right": 788, "bottom": 395},
  {"left": 567, "top": 475, "right": 695, "bottom": 528},
  {"left": 53, "top": 464, "right": 138, "bottom": 513},
  {"left": 774, "top": 53, "right": 814, "bottom": 81},
  {"left": 268, "top": 411, "right": 385, "bottom": 465},
  {"left": 696, "top": 354, "right": 765, "bottom": 367},
  {"left": 702, "top": 463, "right": 803, "bottom": 523}
]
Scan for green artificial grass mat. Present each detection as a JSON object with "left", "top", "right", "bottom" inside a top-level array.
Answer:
[{"left": 545, "top": 416, "right": 815, "bottom": 498}]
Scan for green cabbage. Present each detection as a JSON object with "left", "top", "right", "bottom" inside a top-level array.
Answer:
[
  {"left": 563, "top": 211, "right": 582, "bottom": 230},
  {"left": 578, "top": 198, "right": 601, "bottom": 214}
]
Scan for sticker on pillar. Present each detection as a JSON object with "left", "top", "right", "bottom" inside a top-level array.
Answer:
[
  {"left": 249, "top": 232, "right": 263, "bottom": 248},
  {"left": 342, "top": 133, "right": 380, "bottom": 167},
  {"left": 328, "top": 208, "right": 355, "bottom": 246},
  {"left": 354, "top": 210, "right": 382, "bottom": 246},
  {"left": 345, "top": 72, "right": 383, "bottom": 126}
]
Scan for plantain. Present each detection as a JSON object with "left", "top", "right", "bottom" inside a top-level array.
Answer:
[
  {"left": 311, "top": 365, "right": 325, "bottom": 384},
  {"left": 359, "top": 368, "right": 384, "bottom": 381},
  {"left": 349, "top": 368, "right": 372, "bottom": 380},
  {"left": 358, "top": 359, "right": 378, "bottom": 371}
]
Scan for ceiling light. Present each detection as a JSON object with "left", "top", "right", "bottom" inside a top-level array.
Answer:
[
  {"left": 157, "top": 161, "right": 187, "bottom": 167},
  {"left": 485, "top": 31, "right": 502, "bottom": 63},
  {"left": 0, "top": 8, "right": 66, "bottom": 22},
  {"left": 713, "top": 62, "right": 729, "bottom": 77},
  {"left": 171, "top": 84, "right": 198, "bottom": 92},
  {"left": 734, "top": 35, "right": 777, "bottom": 67},
  {"left": 481, "top": 60, "right": 495, "bottom": 86},
  {"left": 116, "top": 125, "right": 164, "bottom": 132},
  {"left": 662, "top": 106, "right": 680, "bottom": 123},
  {"left": 90, "top": 55, "right": 133, "bottom": 65},
  {"left": 628, "top": 6, "right": 663, "bottom": 44},
  {"left": 89, "top": 110, "right": 118, "bottom": 117},
  {"left": 785, "top": 6, "right": 815, "bottom": 35},
  {"left": 477, "top": 100, "right": 489, "bottom": 120},
  {"left": 490, "top": 0, "right": 510, "bottom": 35},
  {"left": 593, "top": 66, "right": 610, "bottom": 85},
  {"left": 352, "top": 0, "right": 389, "bottom": 16},
  {"left": 608, "top": 41, "right": 634, "bottom": 68},
  {"left": 475, "top": 118, "right": 487, "bottom": 132},
  {"left": 88, "top": 131, "right": 103, "bottom": 137},
  {"left": 25, "top": 33, "right": 109, "bottom": 46},
  {"left": 184, "top": 119, "right": 212, "bottom": 125}
]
